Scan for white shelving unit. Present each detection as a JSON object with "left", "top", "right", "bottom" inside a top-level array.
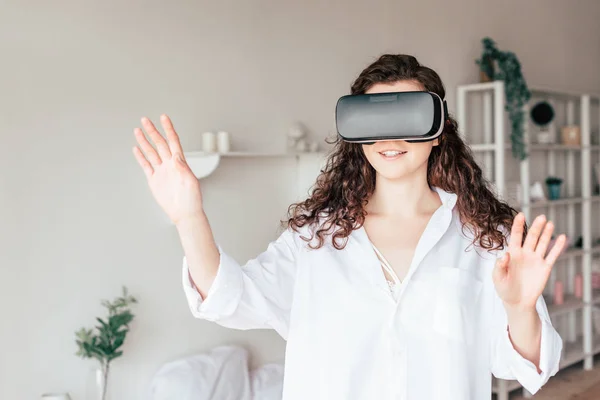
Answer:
[{"left": 457, "top": 82, "right": 600, "bottom": 400}]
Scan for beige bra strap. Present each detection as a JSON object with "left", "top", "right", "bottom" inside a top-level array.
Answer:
[{"left": 371, "top": 244, "right": 401, "bottom": 285}]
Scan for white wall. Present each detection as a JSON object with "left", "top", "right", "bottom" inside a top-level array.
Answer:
[{"left": 1, "top": 0, "right": 599, "bottom": 398}]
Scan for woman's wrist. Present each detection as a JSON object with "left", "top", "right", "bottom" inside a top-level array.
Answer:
[{"left": 175, "top": 212, "right": 209, "bottom": 233}]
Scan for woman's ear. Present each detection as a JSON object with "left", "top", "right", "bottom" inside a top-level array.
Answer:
[{"left": 432, "top": 138, "right": 439, "bottom": 146}]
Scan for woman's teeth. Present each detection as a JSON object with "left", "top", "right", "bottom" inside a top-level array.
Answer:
[{"left": 379, "top": 150, "right": 406, "bottom": 157}]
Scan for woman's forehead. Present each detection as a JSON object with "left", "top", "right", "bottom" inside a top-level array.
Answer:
[{"left": 365, "top": 80, "right": 424, "bottom": 94}]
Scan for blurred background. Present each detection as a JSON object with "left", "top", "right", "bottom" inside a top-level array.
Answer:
[{"left": 1, "top": 0, "right": 599, "bottom": 399}]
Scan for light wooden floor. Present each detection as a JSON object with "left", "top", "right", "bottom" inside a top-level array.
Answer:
[{"left": 510, "top": 358, "right": 600, "bottom": 400}]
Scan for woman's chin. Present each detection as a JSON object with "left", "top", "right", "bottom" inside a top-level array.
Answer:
[{"left": 374, "top": 168, "right": 414, "bottom": 181}]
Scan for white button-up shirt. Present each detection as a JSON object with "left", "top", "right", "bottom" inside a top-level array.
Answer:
[{"left": 182, "top": 187, "right": 562, "bottom": 400}]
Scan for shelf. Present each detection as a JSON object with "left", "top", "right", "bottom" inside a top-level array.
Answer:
[
  {"left": 523, "top": 196, "right": 600, "bottom": 208},
  {"left": 459, "top": 82, "right": 600, "bottom": 400},
  {"left": 546, "top": 294, "right": 584, "bottom": 317},
  {"left": 554, "top": 245, "right": 600, "bottom": 260},
  {"left": 529, "top": 144, "right": 584, "bottom": 151},
  {"left": 469, "top": 143, "right": 496, "bottom": 152},
  {"left": 528, "top": 197, "right": 584, "bottom": 208},
  {"left": 184, "top": 151, "right": 326, "bottom": 179},
  {"left": 528, "top": 144, "right": 600, "bottom": 151},
  {"left": 457, "top": 83, "right": 600, "bottom": 100},
  {"left": 529, "top": 86, "right": 600, "bottom": 101},
  {"left": 560, "top": 247, "right": 587, "bottom": 259}
]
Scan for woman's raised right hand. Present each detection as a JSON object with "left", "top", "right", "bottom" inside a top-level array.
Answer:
[{"left": 133, "top": 114, "right": 204, "bottom": 226}]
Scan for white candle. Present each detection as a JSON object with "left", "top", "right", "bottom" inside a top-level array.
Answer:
[
  {"left": 217, "top": 131, "right": 230, "bottom": 153},
  {"left": 202, "top": 132, "right": 217, "bottom": 153}
]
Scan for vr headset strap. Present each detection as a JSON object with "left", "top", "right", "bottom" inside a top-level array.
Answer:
[{"left": 443, "top": 100, "right": 448, "bottom": 122}]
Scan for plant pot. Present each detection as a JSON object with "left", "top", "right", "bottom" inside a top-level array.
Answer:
[
  {"left": 537, "top": 131, "right": 552, "bottom": 144},
  {"left": 479, "top": 55, "right": 494, "bottom": 83},
  {"left": 479, "top": 70, "right": 493, "bottom": 83},
  {"left": 547, "top": 183, "right": 562, "bottom": 200}
]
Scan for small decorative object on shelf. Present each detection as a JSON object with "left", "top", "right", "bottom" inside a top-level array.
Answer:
[
  {"left": 592, "top": 272, "right": 600, "bottom": 290},
  {"left": 217, "top": 131, "right": 231, "bottom": 153},
  {"left": 554, "top": 280, "right": 564, "bottom": 305},
  {"left": 530, "top": 181, "right": 546, "bottom": 202},
  {"left": 288, "top": 122, "right": 307, "bottom": 152},
  {"left": 575, "top": 274, "right": 583, "bottom": 299},
  {"left": 475, "top": 37, "right": 531, "bottom": 160},
  {"left": 545, "top": 176, "right": 563, "bottom": 200},
  {"left": 295, "top": 138, "right": 308, "bottom": 152},
  {"left": 75, "top": 287, "right": 138, "bottom": 400},
  {"left": 561, "top": 126, "right": 581, "bottom": 146},
  {"left": 593, "top": 306, "right": 600, "bottom": 334},
  {"left": 202, "top": 131, "right": 217, "bottom": 153},
  {"left": 530, "top": 101, "right": 556, "bottom": 144}
]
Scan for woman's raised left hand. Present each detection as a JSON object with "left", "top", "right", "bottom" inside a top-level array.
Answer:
[{"left": 493, "top": 213, "right": 567, "bottom": 311}]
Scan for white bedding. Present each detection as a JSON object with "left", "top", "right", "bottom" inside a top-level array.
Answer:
[{"left": 148, "top": 345, "right": 283, "bottom": 400}]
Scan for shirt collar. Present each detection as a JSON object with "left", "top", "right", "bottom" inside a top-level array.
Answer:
[{"left": 432, "top": 186, "right": 458, "bottom": 211}]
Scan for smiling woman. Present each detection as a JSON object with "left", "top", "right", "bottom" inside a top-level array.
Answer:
[{"left": 133, "top": 54, "right": 564, "bottom": 400}]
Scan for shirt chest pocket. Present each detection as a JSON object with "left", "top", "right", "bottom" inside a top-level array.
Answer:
[{"left": 400, "top": 267, "right": 483, "bottom": 345}]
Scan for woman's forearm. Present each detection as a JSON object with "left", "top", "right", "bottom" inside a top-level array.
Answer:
[
  {"left": 176, "top": 212, "right": 221, "bottom": 299},
  {"left": 504, "top": 304, "right": 542, "bottom": 372}
]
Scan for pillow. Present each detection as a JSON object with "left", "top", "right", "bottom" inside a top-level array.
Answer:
[
  {"left": 149, "top": 345, "right": 252, "bottom": 400},
  {"left": 250, "top": 362, "right": 284, "bottom": 400}
]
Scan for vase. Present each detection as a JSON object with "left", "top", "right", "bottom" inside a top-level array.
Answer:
[
  {"left": 547, "top": 183, "right": 562, "bottom": 200},
  {"left": 86, "top": 363, "right": 110, "bottom": 400}
]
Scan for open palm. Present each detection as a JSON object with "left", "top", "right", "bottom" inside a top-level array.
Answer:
[
  {"left": 132, "top": 115, "right": 203, "bottom": 225},
  {"left": 493, "top": 213, "right": 567, "bottom": 310}
]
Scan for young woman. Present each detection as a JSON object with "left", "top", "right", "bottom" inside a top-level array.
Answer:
[{"left": 133, "top": 54, "right": 564, "bottom": 400}]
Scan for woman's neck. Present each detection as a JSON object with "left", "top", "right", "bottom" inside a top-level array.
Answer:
[{"left": 366, "top": 173, "right": 442, "bottom": 218}]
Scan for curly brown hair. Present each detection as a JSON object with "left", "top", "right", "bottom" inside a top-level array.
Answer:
[{"left": 287, "top": 54, "right": 519, "bottom": 252}]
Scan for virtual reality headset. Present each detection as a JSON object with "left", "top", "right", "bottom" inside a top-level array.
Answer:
[{"left": 335, "top": 91, "right": 449, "bottom": 143}]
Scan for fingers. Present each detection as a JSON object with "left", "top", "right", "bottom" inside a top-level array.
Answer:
[
  {"left": 141, "top": 117, "right": 172, "bottom": 160},
  {"left": 535, "top": 220, "right": 554, "bottom": 256},
  {"left": 545, "top": 234, "right": 567, "bottom": 267},
  {"left": 493, "top": 252, "right": 511, "bottom": 283},
  {"left": 160, "top": 114, "right": 185, "bottom": 157},
  {"left": 134, "top": 128, "right": 162, "bottom": 166},
  {"left": 523, "top": 214, "right": 547, "bottom": 251},
  {"left": 132, "top": 146, "right": 154, "bottom": 178},
  {"left": 509, "top": 213, "right": 526, "bottom": 249}
]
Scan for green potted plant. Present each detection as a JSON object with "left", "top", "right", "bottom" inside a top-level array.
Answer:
[
  {"left": 545, "top": 176, "right": 563, "bottom": 200},
  {"left": 75, "top": 287, "right": 137, "bottom": 400},
  {"left": 476, "top": 37, "right": 531, "bottom": 160}
]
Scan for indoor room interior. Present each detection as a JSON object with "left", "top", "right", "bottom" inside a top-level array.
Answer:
[{"left": 1, "top": 1, "right": 600, "bottom": 399}]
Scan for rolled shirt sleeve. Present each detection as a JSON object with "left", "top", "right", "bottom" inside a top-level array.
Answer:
[
  {"left": 182, "top": 246, "right": 244, "bottom": 322},
  {"left": 181, "top": 228, "right": 299, "bottom": 339},
  {"left": 490, "top": 293, "right": 563, "bottom": 394}
]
